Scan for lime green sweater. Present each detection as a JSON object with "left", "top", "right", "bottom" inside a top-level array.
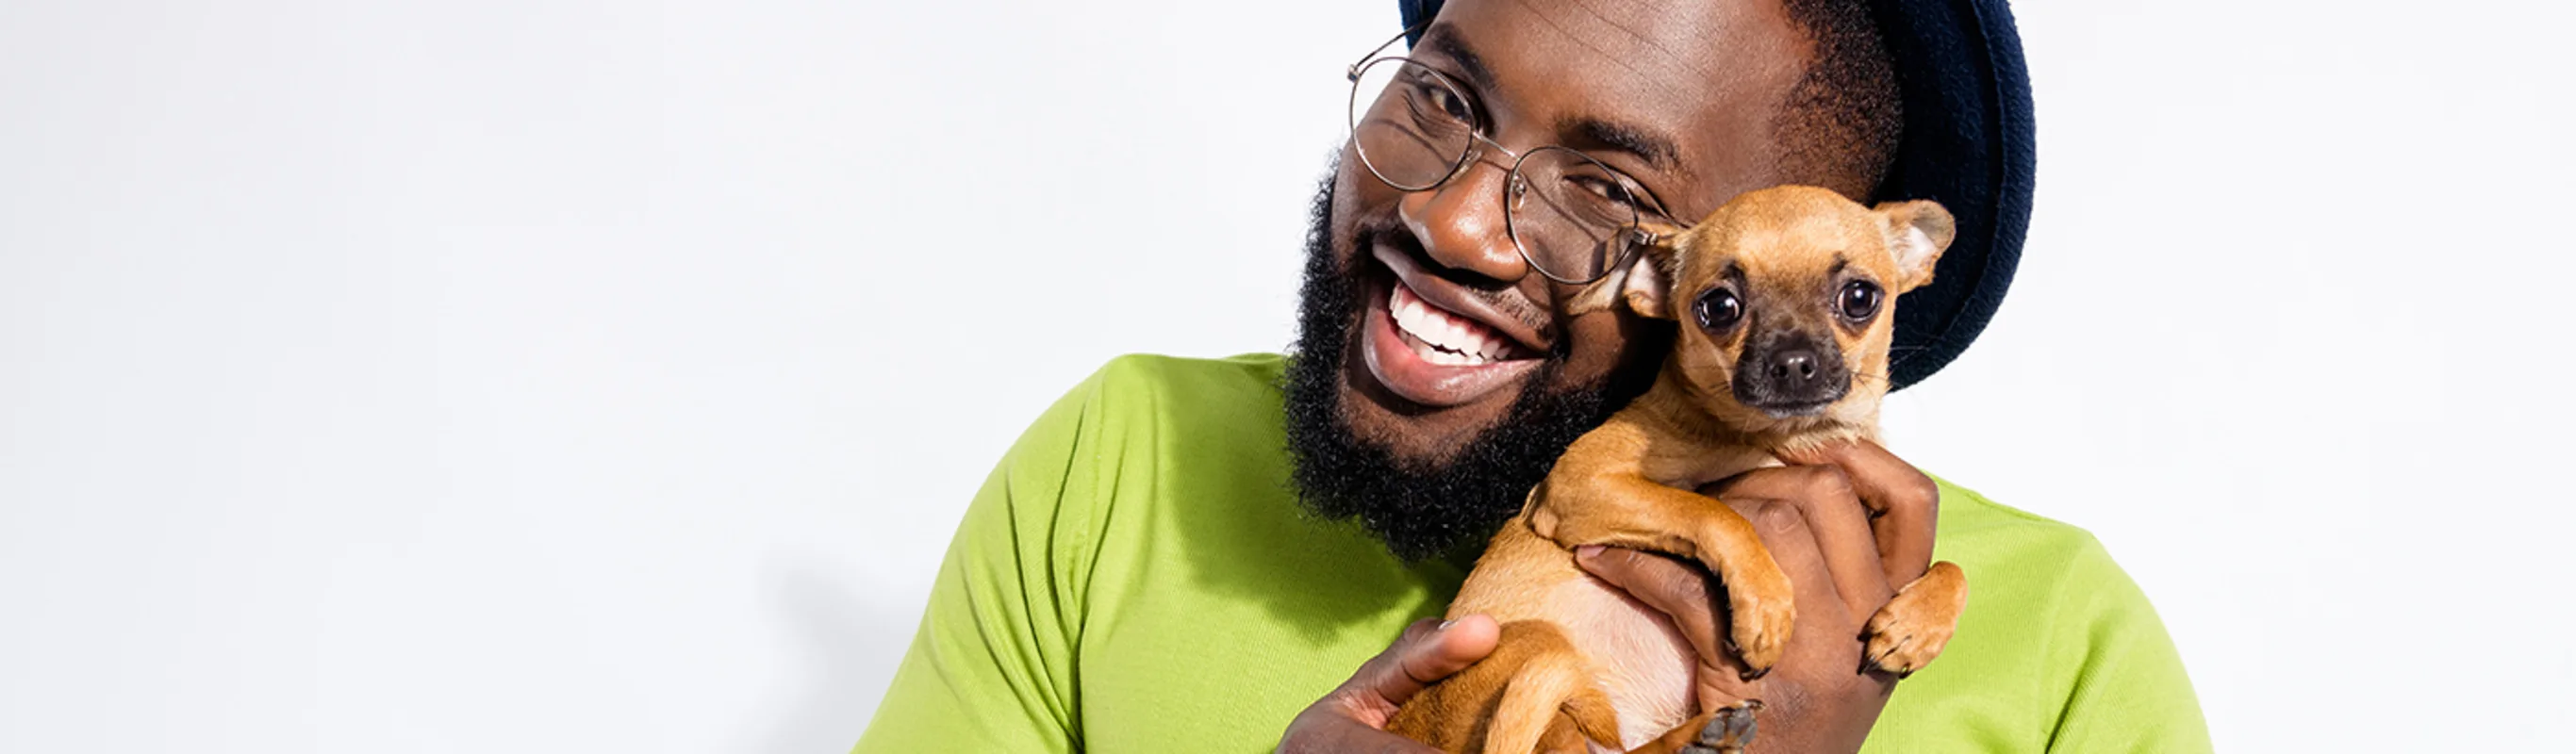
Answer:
[{"left": 855, "top": 353, "right": 2209, "bottom": 752}]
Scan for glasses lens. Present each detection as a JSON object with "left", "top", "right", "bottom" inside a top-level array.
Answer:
[
  {"left": 1349, "top": 58, "right": 1476, "bottom": 191},
  {"left": 1507, "top": 147, "right": 1644, "bottom": 283}
]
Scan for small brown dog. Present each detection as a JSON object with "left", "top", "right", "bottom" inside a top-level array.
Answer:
[{"left": 1388, "top": 186, "right": 1971, "bottom": 754}]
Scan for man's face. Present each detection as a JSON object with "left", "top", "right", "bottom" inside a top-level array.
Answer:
[
  {"left": 1285, "top": 0, "right": 1824, "bottom": 559},
  {"left": 1332, "top": 0, "right": 1812, "bottom": 460}
]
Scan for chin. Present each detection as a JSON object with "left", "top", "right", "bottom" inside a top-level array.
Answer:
[{"left": 1712, "top": 392, "right": 1882, "bottom": 444}]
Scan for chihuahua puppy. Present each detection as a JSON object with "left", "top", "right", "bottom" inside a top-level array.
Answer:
[{"left": 1387, "top": 186, "right": 1971, "bottom": 754}]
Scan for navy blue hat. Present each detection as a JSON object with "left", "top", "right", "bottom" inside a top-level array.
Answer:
[{"left": 1397, "top": 0, "right": 2034, "bottom": 390}]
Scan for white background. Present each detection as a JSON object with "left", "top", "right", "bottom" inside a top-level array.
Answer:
[{"left": 4, "top": 0, "right": 2571, "bottom": 751}]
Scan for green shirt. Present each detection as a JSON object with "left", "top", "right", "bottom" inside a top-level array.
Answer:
[{"left": 855, "top": 353, "right": 2210, "bottom": 753}]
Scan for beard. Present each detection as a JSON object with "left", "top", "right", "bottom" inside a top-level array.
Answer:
[{"left": 1280, "top": 162, "right": 1644, "bottom": 562}]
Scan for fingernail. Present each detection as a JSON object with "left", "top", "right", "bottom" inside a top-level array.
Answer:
[
  {"left": 1575, "top": 545, "right": 1605, "bottom": 560},
  {"left": 1436, "top": 619, "right": 1455, "bottom": 631}
]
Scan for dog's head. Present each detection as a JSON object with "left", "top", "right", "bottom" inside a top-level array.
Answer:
[{"left": 1571, "top": 186, "right": 1955, "bottom": 436}]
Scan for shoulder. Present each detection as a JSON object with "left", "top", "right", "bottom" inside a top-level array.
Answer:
[
  {"left": 1016, "top": 352, "right": 1286, "bottom": 457},
  {"left": 952, "top": 352, "right": 1295, "bottom": 623},
  {"left": 987, "top": 352, "right": 1293, "bottom": 548},
  {"left": 1922, "top": 476, "right": 2155, "bottom": 648},
  {"left": 1924, "top": 476, "right": 2124, "bottom": 585},
  {"left": 1075, "top": 352, "right": 1287, "bottom": 413}
]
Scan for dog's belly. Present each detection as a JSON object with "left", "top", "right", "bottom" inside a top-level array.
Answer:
[{"left": 1449, "top": 520, "right": 1696, "bottom": 751}]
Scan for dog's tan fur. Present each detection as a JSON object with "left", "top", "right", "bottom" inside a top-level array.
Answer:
[{"left": 1388, "top": 187, "right": 1971, "bottom": 754}]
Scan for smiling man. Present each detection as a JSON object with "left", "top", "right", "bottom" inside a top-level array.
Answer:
[{"left": 855, "top": 1, "right": 2208, "bottom": 752}]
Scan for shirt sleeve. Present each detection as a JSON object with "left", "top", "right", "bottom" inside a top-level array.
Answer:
[
  {"left": 851, "top": 368, "right": 1121, "bottom": 754},
  {"left": 2040, "top": 535, "right": 2213, "bottom": 753}
]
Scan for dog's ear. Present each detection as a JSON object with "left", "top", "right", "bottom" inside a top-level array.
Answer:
[
  {"left": 1564, "top": 223, "right": 1686, "bottom": 320},
  {"left": 1874, "top": 200, "right": 1956, "bottom": 292}
]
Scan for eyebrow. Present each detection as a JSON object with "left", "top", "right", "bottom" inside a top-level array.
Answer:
[
  {"left": 1419, "top": 25, "right": 1685, "bottom": 178},
  {"left": 1421, "top": 25, "right": 1498, "bottom": 94},
  {"left": 1561, "top": 116, "right": 1683, "bottom": 174}
]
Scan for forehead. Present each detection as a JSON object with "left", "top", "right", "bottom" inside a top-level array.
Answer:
[
  {"left": 1424, "top": 0, "right": 1811, "bottom": 217},
  {"left": 1692, "top": 202, "right": 1895, "bottom": 283}
]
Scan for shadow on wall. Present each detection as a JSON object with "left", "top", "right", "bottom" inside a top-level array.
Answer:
[{"left": 754, "top": 562, "right": 917, "bottom": 754}]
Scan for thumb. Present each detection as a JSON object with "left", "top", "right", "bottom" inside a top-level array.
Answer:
[{"left": 1342, "top": 615, "right": 1500, "bottom": 711}]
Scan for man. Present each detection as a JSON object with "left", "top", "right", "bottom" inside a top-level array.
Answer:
[{"left": 856, "top": 0, "right": 2208, "bottom": 751}]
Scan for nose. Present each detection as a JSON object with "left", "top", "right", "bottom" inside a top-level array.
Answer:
[
  {"left": 1733, "top": 331, "right": 1850, "bottom": 410},
  {"left": 1395, "top": 159, "right": 1530, "bottom": 282},
  {"left": 1769, "top": 348, "right": 1821, "bottom": 385}
]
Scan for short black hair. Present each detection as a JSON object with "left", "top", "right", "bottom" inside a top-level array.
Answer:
[{"left": 1775, "top": 0, "right": 1904, "bottom": 200}]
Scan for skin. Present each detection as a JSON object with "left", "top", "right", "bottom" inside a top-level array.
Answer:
[
  {"left": 1285, "top": 0, "right": 1945, "bottom": 750},
  {"left": 1330, "top": 0, "right": 1808, "bottom": 460}
]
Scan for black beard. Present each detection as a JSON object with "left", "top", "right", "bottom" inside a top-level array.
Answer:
[{"left": 1280, "top": 163, "right": 1637, "bottom": 562}]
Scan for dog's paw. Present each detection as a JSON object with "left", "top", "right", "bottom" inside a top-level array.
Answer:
[
  {"left": 1726, "top": 565, "right": 1798, "bottom": 680},
  {"left": 1859, "top": 561, "right": 1968, "bottom": 677},
  {"left": 1677, "top": 699, "right": 1761, "bottom": 754}
]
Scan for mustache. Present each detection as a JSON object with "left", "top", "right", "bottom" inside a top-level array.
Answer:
[{"left": 1348, "top": 219, "right": 1564, "bottom": 353}]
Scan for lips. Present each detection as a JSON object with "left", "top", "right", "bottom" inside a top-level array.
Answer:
[{"left": 1358, "top": 248, "right": 1547, "bottom": 407}]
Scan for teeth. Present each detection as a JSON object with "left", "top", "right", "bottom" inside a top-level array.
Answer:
[{"left": 1389, "top": 282, "right": 1513, "bottom": 365}]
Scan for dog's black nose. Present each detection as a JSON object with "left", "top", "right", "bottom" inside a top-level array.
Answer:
[
  {"left": 1734, "top": 331, "right": 1849, "bottom": 415},
  {"left": 1770, "top": 349, "right": 1821, "bottom": 384}
]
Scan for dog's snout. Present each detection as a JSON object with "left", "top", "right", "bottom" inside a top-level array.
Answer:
[{"left": 1732, "top": 331, "right": 1850, "bottom": 416}]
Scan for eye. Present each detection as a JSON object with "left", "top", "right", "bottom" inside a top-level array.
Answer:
[
  {"left": 1693, "top": 288, "right": 1743, "bottom": 332},
  {"left": 1837, "top": 280, "right": 1883, "bottom": 321},
  {"left": 1562, "top": 174, "right": 1640, "bottom": 211},
  {"left": 1400, "top": 71, "right": 1473, "bottom": 125},
  {"left": 1425, "top": 84, "right": 1471, "bottom": 123}
]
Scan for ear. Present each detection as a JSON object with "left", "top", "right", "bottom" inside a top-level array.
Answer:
[
  {"left": 1874, "top": 200, "right": 1956, "bottom": 292},
  {"left": 1564, "top": 223, "right": 1686, "bottom": 320}
]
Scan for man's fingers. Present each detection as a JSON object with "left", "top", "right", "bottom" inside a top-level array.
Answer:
[
  {"left": 1723, "top": 496, "right": 1842, "bottom": 621},
  {"left": 1572, "top": 546, "right": 1744, "bottom": 711},
  {"left": 1344, "top": 615, "right": 1498, "bottom": 711},
  {"left": 1709, "top": 467, "right": 1892, "bottom": 618},
  {"left": 1572, "top": 548, "right": 1732, "bottom": 662},
  {"left": 1793, "top": 441, "right": 1940, "bottom": 585},
  {"left": 1279, "top": 617, "right": 1493, "bottom": 754}
]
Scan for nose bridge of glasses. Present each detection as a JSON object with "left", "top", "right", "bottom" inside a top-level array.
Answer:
[{"left": 1459, "top": 131, "right": 1534, "bottom": 199}]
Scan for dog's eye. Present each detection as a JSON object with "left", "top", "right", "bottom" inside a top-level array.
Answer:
[
  {"left": 1838, "top": 280, "right": 1883, "bottom": 321},
  {"left": 1693, "top": 289, "right": 1742, "bottom": 331}
]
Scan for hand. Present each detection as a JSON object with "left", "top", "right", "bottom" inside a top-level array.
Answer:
[
  {"left": 1575, "top": 440, "right": 1939, "bottom": 754},
  {"left": 1278, "top": 615, "right": 1501, "bottom": 754}
]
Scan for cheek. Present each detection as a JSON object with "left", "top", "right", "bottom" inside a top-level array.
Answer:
[
  {"left": 1844, "top": 325, "right": 1896, "bottom": 376},
  {"left": 1554, "top": 307, "right": 1638, "bottom": 386},
  {"left": 1329, "top": 165, "right": 1369, "bottom": 251},
  {"left": 1329, "top": 152, "right": 1403, "bottom": 250},
  {"left": 1674, "top": 327, "right": 1741, "bottom": 381}
]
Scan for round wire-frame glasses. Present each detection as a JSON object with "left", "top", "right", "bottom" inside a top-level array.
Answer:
[{"left": 1343, "top": 27, "right": 1674, "bottom": 285}]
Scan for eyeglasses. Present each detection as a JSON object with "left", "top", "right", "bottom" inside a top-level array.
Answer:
[{"left": 1345, "top": 26, "right": 1675, "bottom": 285}]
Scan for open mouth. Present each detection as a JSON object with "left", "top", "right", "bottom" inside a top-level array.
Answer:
[
  {"left": 1386, "top": 282, "right": 1530, "bottom": 365},
  {"left": 1355, "top": 246, "right": 1546, "bottom": 408}
]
